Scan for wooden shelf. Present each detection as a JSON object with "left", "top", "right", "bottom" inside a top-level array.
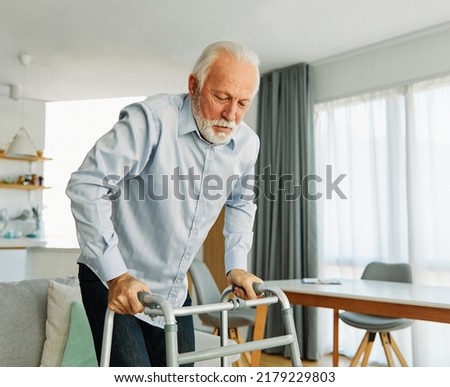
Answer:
[
  {"left": 0, "top": 153, "right": 52, "bottom": 162},
  {"left": 0, "top": 152, "right": 51, "bottom": 191},
  {"left": 0, "top": 183, "right": 50, "bottom": 190}
]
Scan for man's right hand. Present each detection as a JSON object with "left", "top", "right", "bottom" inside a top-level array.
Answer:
[{"left": 107, "top": 273, "right": 150, "bottom": 315}]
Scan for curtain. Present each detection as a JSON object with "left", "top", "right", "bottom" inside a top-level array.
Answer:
[
  {"left": 406, "top": 77, "right": 450, "bottom": 366},
  {"left": 253, "top": 63, "right": 319, "bottom": 359},
  {"left": 314, "top": 75, "right": 450, "bottom": 366}
]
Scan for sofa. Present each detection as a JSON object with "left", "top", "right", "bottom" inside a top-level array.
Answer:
[{"left": 0, "top": 276, "right": 239, "bottom": 367}]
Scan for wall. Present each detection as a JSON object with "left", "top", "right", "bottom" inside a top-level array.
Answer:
[
  {"left": 311, "top": 22, "right": 450, "bottom": 103},
  {"left": 0, "top": 89, "right": 73, "bottom": 281},
  {"left": 0, "top": 96, "right": 46, "bottom": 218},
  {"left": 247, "top": 25, "right": 450, "bottom": 132}
]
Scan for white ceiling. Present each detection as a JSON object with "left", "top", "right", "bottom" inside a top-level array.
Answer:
[{"left": 1, "top": 0, "right": 450, "bottom": 102}]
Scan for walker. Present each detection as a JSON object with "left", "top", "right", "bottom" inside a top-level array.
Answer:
[{"left": 100, "top": 283, "right": 302, "bottom": 367}]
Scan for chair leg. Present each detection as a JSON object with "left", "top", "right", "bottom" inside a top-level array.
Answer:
[
  {"left": 350, "top": 332, "right": 369, "bottom": 366},
  {"left": 360, "top": 332, "right": 376, "bottom": 366},
  {"left": 380, "top": 332, "right": 396, "bottom": 366},
  {"left": 228, "top": 327, "right": 252, "bottom": 367},
  {"left": 212, "top": 327, "right": 245, "bottom": 366},
  {"left": 381, "top": 332, "right": 409, "bottom": 367},
  {"left": 213, "top": 326, "right": 255, "bottom": 367}
]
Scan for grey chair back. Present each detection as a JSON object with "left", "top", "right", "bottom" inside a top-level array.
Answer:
[
  {"left": 189, "top": 259, "right": 222, "bottom": 305},
  {"left": 362, "top": 261, "right": 412, "bottom": 283},
  {"left": 189, "top": 258, "right": 256, "bottom": 329}
]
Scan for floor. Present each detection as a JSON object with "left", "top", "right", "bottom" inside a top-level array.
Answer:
[{"left": 236, "top": 352, "right": 351, "bottom": 367}]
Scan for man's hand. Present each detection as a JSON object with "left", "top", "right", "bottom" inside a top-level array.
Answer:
[
  {"left": 227, "top": 268, "right": 263, "bottom": 300},
  {"left": 107, "top": 273, "right": 150, "bottom": 315}
]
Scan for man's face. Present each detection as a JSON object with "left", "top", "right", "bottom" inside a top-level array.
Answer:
[{"left": 189, "top": 54, "right": 258, "bottom": 144}]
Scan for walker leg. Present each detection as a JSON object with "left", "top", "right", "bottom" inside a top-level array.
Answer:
[
  {"left": 281, "top": 306, "right": 302, "bottom": 366},
  {"left": 165, "top": 323, "right": 178, "bottom": 367}
]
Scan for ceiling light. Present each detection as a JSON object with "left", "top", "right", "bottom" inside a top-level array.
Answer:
[{"left": 6, "top": 53, "right": 37, "bottom": 157}]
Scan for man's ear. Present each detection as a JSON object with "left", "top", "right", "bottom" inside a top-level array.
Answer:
[{"left": 188, "top": 74, "right": 198, "bottom": 97}]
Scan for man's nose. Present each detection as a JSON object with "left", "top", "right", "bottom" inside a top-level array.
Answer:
[{"left": 221, "top": 101, "right": 239, "bottom": 123}]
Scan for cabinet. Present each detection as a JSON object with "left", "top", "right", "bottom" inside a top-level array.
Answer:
[{"left": 0, "top": 153, "right": 51, "bottom": 190}]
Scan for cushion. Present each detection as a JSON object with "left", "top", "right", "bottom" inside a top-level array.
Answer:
[
  {"left": 40, "top": 279, "right": 82, "bottom": 367},
  {"left": 0, "top": 277, "right": 77, "bottom": 367},
  {"left": 60, "top": 302, "right": 97, "bottom": 367}
]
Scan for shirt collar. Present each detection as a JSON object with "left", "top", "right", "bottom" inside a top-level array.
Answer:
[{"left": 179, "top": 95, "right": 236, "bottom": 150}]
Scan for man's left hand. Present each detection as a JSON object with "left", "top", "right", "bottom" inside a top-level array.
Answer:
[{"left": 227, "top": 268, "right": 263, "bottom": 300}]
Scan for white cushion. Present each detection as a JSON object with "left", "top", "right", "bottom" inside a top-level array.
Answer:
[{"left": 40, "top": 279, "right": 81, "bottom": 367}]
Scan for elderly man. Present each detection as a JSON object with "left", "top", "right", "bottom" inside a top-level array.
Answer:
[{"left": 66, "top": 41, "right": 263, "bottom": 366}]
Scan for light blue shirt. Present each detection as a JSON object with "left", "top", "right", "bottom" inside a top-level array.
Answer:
[{"left": 66, "top": 93, "right": 259, "bottom": 326}]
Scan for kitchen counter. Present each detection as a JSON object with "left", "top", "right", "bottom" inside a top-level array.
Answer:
[{"left": 0, "top": 237, "right": 47, "bottom": 249}]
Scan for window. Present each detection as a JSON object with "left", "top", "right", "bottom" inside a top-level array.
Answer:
[
  {"left": 44, "top": 96, "right": 144, "bottom": 248},
  {"left": 314, "top": 75, "right": 450, "bottom": 365},
  {"left": 314, "top": 76, "right": 450, "bottom": 276},
  {"left": 315, "top": 90, "right": 408, "bottom": 268}
]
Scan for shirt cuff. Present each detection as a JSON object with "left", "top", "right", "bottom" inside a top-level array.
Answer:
[
  {"left": 94, "top": 247, "right": 128, "bottom": 282},
  {"left": 224, "top": 249, "right": 248, "bottom": 275}
]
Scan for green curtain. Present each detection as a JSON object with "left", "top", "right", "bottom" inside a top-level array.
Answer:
[{"left": 252, "top": 63, "right": 319, "bottom": 360}]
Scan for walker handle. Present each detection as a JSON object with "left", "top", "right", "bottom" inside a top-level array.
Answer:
[
  {"left": 253, "top": 282, "right": 265, "bottom": 295},
  {"left": 137, "top": 291, "right": 153, "bottom": 305},
  {"left": 231, "top": 282, "right": 265, "bottom": 296}
]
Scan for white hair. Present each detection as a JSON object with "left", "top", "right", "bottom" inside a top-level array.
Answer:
[{"left": 192, "top": 41, "right": 260, "bottom": 97}]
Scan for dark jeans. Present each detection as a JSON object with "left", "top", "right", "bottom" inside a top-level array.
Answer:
[{"left": 78, "top": 264, "right": 195, "bottom": 367}]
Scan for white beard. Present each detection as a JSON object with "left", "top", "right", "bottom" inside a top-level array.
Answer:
[{"left": 192, "top": 91, "right": 239, "bottom": 145}]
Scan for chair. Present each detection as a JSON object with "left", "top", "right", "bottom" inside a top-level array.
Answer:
[
  {"left": 339, "top": 261, "right": 413, "bottom": 367},
  {"left": 188, "top": 259, "right": 261, "bottom": 366}
]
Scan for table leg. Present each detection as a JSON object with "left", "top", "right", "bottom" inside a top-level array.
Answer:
[
  {"left": 333, "top": 309, "right": 339, "bottom": 367},
  {"left": 251, "top": 304, "right": 268, "bottom": 367}
]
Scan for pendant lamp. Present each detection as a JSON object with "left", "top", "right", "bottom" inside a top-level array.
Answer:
[{"left": 7, "top": 53, "right": 37, "bottom": 157}]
